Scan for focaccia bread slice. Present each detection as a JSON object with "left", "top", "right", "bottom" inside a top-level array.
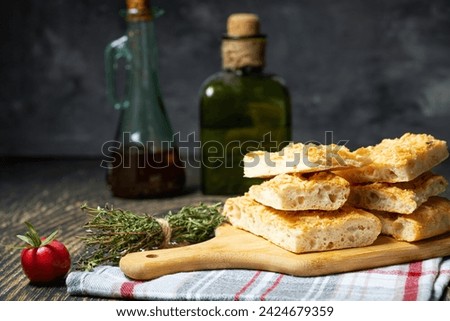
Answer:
[
  {"left": 243, "top": 142, "right": 370, "bottom": 178},
  {"left": 248, "top": 171, "right": 350, "bottom": 211},
  {"left": 334, "top": 133, "right": 448, "bottom": 183},
  {"left": 347, "top": 172, "right": 448, "bottom": 214},
  {"left": 222, "top": 194, "right": 381, "bottom": 253},
  {"left": 372, "top": 196, "right": 450, "bottom": 242}
]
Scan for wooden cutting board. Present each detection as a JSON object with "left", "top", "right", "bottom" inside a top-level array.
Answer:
[{"left": 120, "top": 224, "right": 450, "bottom": 281}]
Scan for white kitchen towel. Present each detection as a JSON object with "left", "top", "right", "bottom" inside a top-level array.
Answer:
[{"left": 66, "top": 256, "right": 450, "bottom": 300}]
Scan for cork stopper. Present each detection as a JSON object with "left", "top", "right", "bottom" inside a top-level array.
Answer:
[
  {"left": 222, "top": 13, "right": 266, "bottom": 70},
  {"left": 126, "top": 0, "right": 148, "bottom": 10},
  {"left": 126, "top": 0, "right": 152, "bottom": 21},
  {"left": 227, "top": 13, "right": 260, "bottom": 37}
]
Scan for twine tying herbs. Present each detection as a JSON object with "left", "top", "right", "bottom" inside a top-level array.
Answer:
[
  {"left": 77, "top": 202, "right": 225, "bottom": 271},
  {"left": 155, "top": 218, "right": 172, "bottom": 248}
]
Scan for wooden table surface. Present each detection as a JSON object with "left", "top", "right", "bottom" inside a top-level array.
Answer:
[{"left": 1, "top": 158, "right": 449, "bottom": 301}]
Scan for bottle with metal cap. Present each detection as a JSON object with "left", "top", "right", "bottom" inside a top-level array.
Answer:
[
  {"left": 104, "top": 0, "right": 185, "bottom": 198},
  {"left": 199, "top": 13, "right": 292, "bottom": 195}
]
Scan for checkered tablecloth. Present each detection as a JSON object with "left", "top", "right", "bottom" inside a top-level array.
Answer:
[{"left": 66, "top": 256, "right": 450, "bottom": 300}]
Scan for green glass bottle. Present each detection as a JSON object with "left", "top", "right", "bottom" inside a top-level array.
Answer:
[
  {"left": 199, "top": 13, "right": 292, "bottom": 195},
  {"left": 104, "top": 0, "right": 185, "bottom": 198}
]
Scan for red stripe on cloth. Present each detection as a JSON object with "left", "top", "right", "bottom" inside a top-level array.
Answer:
[
  {"left": 234, "top": 271, "right": 261, "bottom": 301},
  {"left": 403, "top": 261, "right": 422, "bottom": 301},
  {"left": 367, "top": 268, "right": 436, "bottom": 277},
  {"left": 260, "top": 274, "right": 284, "bottom": 301},
  {"left": 120, "top": 281, "right": 141, "bottom": 299},
  {"left": 440, "top": 269, "right": 450, "bottom": 275}
]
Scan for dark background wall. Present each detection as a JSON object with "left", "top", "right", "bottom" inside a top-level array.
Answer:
[{"left": 1, "top": 0, "right": 450, "bottom": 157}]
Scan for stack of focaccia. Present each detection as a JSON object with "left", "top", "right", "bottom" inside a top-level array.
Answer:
[
  {"left": 222, "top": 133, "right": 450, "bottom": 254},
  {"left": 335, "top": 133, "right": 450, "bottom": 242}
]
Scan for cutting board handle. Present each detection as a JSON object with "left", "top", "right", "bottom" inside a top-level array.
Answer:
[{"left": 119, "top": 225, "right": 256, "bottom": 280}]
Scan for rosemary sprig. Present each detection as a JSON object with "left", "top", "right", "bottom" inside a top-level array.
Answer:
[
  {"left": 167, "top": 203, "right": 226, "bottom": 244},
  {"left": 77, "top": 202, "right": 225, "bottom": 270}
]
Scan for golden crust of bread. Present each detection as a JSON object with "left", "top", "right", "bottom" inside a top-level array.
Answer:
[
  {"left": 248, "top": 172, "right": 350, "bottom": 211},
  {"left": 243, "top": 142, "right": 370, "bottom": 178},
  {"left": 334, "top": 133, "right": 449, "bottom": 183},
  {"left": 347, "top": 172, "right": 448, "bottom": 214},
  {"left": 371, "top": 196, "right": 450, "bottom": 242},
  {"left": 222, "top": 194, "right": 382, "bottom": 253}
]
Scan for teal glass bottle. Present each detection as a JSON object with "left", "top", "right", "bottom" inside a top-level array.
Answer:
[
  {"left": 199, "top": 13, "right": 292, "bottom": 195},
  {"left": 104, "top": 0, "right": 185, "bottom": 198}
]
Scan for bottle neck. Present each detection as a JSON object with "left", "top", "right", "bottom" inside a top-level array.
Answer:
[
  {"left": 121, "top": 15, "right": 171, "bottom": 141},
  {"left": 223, "top": 65, "right": 264, "bottom": 75},
  {"left": 125, "top": 20, "right": 159, "bottom": 86},
  {"left": 221, "top": 35, "right": 266, "bottom": 70},
  {"left": 125, "top": 0, "right": 157, "bottom": 65}
]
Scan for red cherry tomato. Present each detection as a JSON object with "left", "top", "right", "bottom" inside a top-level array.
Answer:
[{"left": 17, "top": 222, "right": 71, "bottom": 283}]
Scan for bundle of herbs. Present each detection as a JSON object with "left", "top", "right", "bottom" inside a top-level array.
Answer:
[{"left": 77, "top": 202, "right": 225, "bottom": 270}]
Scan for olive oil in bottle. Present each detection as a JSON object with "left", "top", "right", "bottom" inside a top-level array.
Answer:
[
  {"left": 199, "top": 13, "right": 292, "bottom": 195},
  {"left": 104, "top": 0, "right": 185, "bottom": 198}
]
